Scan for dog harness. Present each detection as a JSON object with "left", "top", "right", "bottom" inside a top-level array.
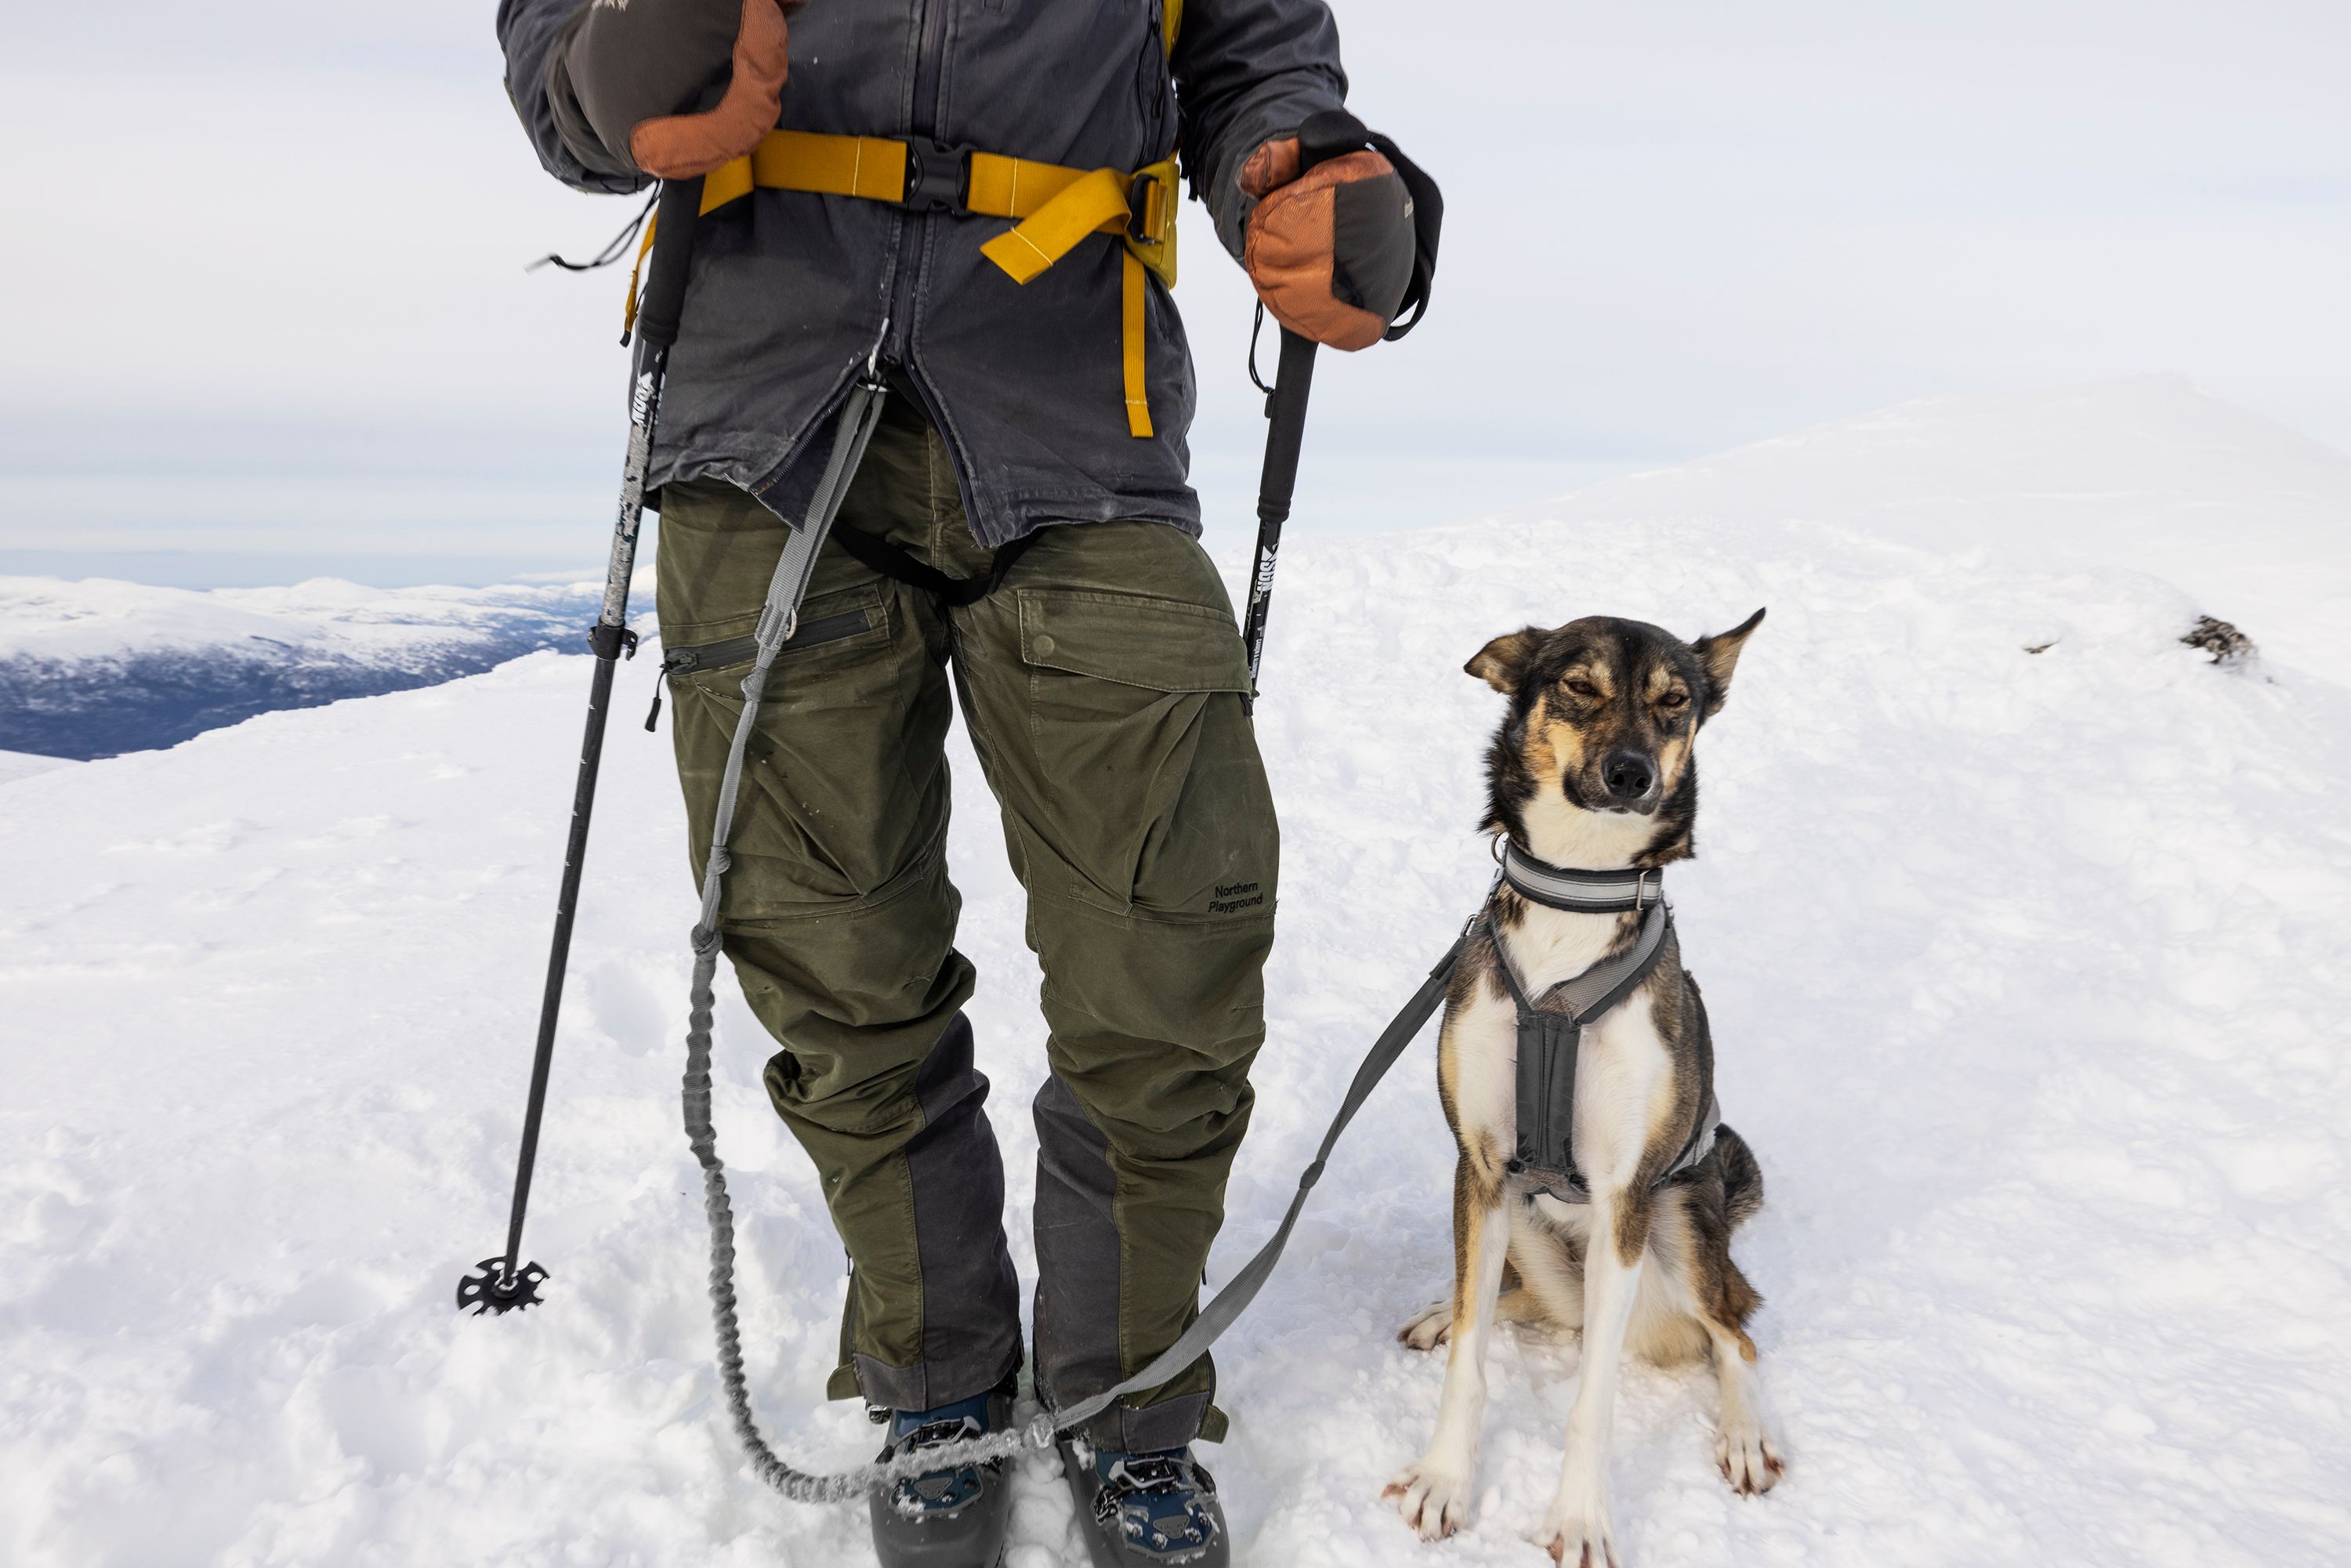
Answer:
[{"left": 1493, "top": 841, "right": 1721, "bottom": 1204}]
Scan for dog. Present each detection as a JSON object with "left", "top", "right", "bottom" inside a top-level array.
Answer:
[{"left": 1385, "top": 609, "right": 1780, "bottom": 1566}]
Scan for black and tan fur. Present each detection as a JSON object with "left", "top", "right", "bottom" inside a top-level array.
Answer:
[{"left": 1385, "top": 610, "right": 1780, "bottom": 1566}]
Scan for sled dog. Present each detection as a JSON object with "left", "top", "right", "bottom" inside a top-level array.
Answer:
[{"left": 1387, "top": 609, "right": 1780, "bottom": 1565}]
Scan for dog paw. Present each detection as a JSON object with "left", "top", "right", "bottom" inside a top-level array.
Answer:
[
  {"left": 1536, "top": 1494, "right": 1620, "bottom": 1567},
  {"left": 1384, "top": 1456, "right": 1475, "bottom": 1540},
  {"left": 1396, "top": 1301, "right": 1452, "bottom": 1351},
  {"left": 1715, "top": 1418, "right": 1785, "bottom": 1496}
]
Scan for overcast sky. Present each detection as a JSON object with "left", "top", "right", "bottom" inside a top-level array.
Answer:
[{"left": 2, "top": 1, "right": 2346, "bottom": 585}]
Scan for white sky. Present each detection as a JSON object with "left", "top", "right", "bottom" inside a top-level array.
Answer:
[{"left": 2, "top": 0, "right": 2346, "bottom": 585}]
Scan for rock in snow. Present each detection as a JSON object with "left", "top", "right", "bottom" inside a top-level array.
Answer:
[{"left": 3, "top": 381, "right": 2349, "bottom": 1566}]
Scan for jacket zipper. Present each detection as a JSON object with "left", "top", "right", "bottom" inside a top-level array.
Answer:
[
  {"left": 884, "top": 0, "right": 954, "bottom": 364},
  {"left": 909, "top": 0, "right": 948, "bottom": 139}
]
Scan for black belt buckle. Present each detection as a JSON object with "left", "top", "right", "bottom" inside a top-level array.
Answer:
[{"left": 902, "top": 139, "right": 973, "bottom": 212}]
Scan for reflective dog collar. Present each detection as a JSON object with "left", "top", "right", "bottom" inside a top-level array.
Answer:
[{"left": 1498, "top": 838, "right": 1666, "bottom": 914}]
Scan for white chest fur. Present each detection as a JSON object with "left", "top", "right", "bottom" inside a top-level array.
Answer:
[{"left": 1521, "top": 789, "right": 1657, "bottom": 875}]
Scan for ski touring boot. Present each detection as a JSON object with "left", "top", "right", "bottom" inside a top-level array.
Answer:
[
  {"left": 1059, "top": 1442, "right": 1230, "bottom": 1567},
  {"left": 868, "top": 1385, "right": 1016, "bottom": 1568}
]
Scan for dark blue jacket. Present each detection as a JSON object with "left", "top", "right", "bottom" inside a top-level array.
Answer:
[{"left": 498, "top": 0, "right": 1346, "bottom": 542}]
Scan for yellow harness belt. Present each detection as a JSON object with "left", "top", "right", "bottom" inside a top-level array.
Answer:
[{"left": 629, "top": 132, "right": 1180, "bottom": 439}]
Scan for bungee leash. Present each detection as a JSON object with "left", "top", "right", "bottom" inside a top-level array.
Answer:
[
  {"left": 682, "top": 923, "right": 1468, "bottom": 1498},
  {"left": 672, "top": 358, "right": 1474, "bottom": 1496}
]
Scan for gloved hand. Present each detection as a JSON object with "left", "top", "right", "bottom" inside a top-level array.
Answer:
[
  {"left": 1239, "top": 125, "right": 1422, "bottom": 351},
  {"left": 547, "top": 0, "right": 800, "bottom": 183}
]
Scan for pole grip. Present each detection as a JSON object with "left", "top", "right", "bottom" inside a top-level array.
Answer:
[
  {"left": 1241, "top": 115, "right": 1357, "bottom": 695},
  {"left": 1255, "top": 328, "right": 1318, "bottom": 527},
  {"left": 632, "top": 176, "right": 706, "bottom": 354}
]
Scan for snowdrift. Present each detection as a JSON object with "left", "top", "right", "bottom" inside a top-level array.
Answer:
[
  {"left": 5, "top": 382, "right": 2349, "bottom": 1566},
  {"left": 1541, "top": 375, "right": 2351, "bottom": 684}
]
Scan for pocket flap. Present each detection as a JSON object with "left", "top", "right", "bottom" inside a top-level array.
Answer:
[{"left": 1016, "top": 588, "right": 1252, "bottom": 693}]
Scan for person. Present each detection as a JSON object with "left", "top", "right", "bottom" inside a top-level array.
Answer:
[{"left": 494, "top": 1, "right": 1428, "bottom": 1561}]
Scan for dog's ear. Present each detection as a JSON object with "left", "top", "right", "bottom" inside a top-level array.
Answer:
[
  {"left": 1692, "top": 607, "right": 1766, "bottom": 718},
  {"left": 1466, "top": 628, "right": 1545, "bottom": 694}
]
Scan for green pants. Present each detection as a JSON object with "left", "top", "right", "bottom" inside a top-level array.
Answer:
[{"left": 655, "top": 390, "right": 1277, "bottom": 1450}]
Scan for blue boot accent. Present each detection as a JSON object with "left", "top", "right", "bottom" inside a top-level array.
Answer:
[
  {"left": 868, "top": 1388, "right": 1012, "bottom": 1568},
  {"left": 1060, "top": 1441, "right": 1230, "bottom": 1567}
]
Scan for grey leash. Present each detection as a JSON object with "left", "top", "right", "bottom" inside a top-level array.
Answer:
[
  {"left": 679, "top": 376, "right": 964, "bottom": 1502},
  {"left": 677, "top": 378, "right": 1472, "bottom": 1497}
]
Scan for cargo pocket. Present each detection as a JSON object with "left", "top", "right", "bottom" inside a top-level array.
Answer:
[
  {"left": 1012, "top": 587, "right": 1274, "bottom": 921},
  {"left": 657, "top": 608, "right": 875, "bottom": 676},
  {"left": 665, "top": 581, "right": 952, "bottom": 911}
]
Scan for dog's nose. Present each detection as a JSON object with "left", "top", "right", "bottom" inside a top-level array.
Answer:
[{"left": 1602, "top": 751, "right": 1656, "bottom": 802}]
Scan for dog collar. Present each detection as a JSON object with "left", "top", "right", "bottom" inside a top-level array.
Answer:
[{"left": 1498, "top": 838, "right": 1666, "bottom": 914}]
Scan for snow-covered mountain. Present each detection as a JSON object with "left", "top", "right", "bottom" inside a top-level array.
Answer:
[
  {"left": 0, "top": 575, "right": 612, "bottom": 759},
  {"left": 4, "top": 381, "right": 2348, "bottom": 1566}
]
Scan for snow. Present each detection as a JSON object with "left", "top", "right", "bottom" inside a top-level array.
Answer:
[
  {"left": 5, "top": 382, "right": 2349, "bottom": 1566},
  {"left": 0, "top": 574, "right": 610, "bottom": 759},
  {"left": 0, "top": 750, "right": 79, "bottom": 786},
  {"left": 1543, "top": 375, "right": 2351, "bottom": 683}
]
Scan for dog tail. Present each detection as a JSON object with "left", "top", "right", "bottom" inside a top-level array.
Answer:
[{"left": 1713, "top": 1123, "right": 1765, "bottom": 1228}]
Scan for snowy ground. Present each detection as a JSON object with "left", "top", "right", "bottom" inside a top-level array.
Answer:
[
  {"left": 0, "top": 750, "right": 79, "bottom": 787},
  {"left": 5, "top": 383, "right": 2349, "bottom": 1566}
]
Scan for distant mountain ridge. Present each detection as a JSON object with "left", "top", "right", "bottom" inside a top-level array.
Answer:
[
  {"left": 7, "top": 376, "right": 2342, "bottom": 761},
  {"left": 0, "top": 575, "right": 621, "bottom": 759}
]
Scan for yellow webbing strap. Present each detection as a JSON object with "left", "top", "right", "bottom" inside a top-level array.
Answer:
[
  {"left": 965, "top": 153, "right": 1087, "bottom": 223},
  {"left": 966, "top": 154, "right": 1177, "bottom": 289},
  {"left": 701, "top": 130, "right": 907, "bottom": 214},
  {"left": 623, "top": 209, "right": 660, "bottom": 340},
  {"left": 969, "top": 158, "right": 1174, "bottom": 436},
  {"left": 1164, "top": 0, "right": 1183, "bottom": 54},
  {"left": 976, "top": 166, "right": 1130, "bottom": 283},
  {"left": 1121, "top": 248, "right": 1150, "bottom": 437},
  {"left": 690, "top": 132, "right": 1180, "bottom": 436}
]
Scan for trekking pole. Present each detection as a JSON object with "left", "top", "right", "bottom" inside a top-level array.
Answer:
[
  {"left": 458, "top": 174, "right": 707, "bottom": 1316},
  {"left": 1240, "top": 323, "right": 1316, "bottom": 708},
  {"left": 1240, "top": 122, "right": 1360, "bottom": 708},
  {"left": 1238, "top": 114, "right": 1441, "bottom": 709}
]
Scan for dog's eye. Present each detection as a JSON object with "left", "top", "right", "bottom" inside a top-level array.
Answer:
[
  {"left": 1565, "top": 679, "right": 1600, "bottom": 698},
  {"left": 1658, "top": 690, "right": 1690, "bottom": 710}
]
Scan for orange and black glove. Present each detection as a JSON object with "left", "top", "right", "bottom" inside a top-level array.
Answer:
[
  {"left": 547, "top": 0, "right": 802, "bottom": 183},
  {"left": 1239, "top": 109, "right": 1443, "bottom": 350}
]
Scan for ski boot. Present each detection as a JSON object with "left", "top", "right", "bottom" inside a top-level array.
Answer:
[
  {"left": 1059, "top": 1442, "right": 1229, "bottom": 1567},
  {"left": 868, "top": 1385, "right": 1015, "bottom": 1568}
]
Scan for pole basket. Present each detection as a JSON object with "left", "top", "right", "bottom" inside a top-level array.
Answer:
[{"left": 456, "top": 1257, "right": 549, "bottom": 1316}]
